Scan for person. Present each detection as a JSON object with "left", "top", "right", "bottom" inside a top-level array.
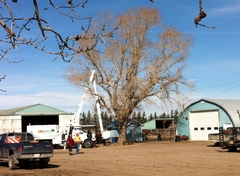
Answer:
[
  {"left": 66, "top": 135, "right": 74, "bottom": 155},
  {"left": 87, "top": 129, "right": 92, "bottom": 140},
  {"left": 96, "top": 131, "right": 102, "bottom": 144},
  {"left": 74, "top": 133, "right": 82, "bottom": 154}
]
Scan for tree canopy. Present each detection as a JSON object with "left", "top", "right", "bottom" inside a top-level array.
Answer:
[{"left": 65, "top": 8, "right": 193, "bottom": 144}]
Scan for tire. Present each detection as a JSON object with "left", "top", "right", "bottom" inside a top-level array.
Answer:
[
  {"left": 228, "top": 147, "right": 237, "bottom": 152},
  {"left": 83, "top": 139, "right": 93, "bottom": 148},
  {"left": 39, "top": 159, "right": 49, "bottom": 168},
  {"left": 8, "top": 155, "right": 17, "bottom": 170}
]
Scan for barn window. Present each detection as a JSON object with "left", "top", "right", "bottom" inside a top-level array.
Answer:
[
  {"left": 194, "top": 127, "right": 198, "bottom": 131},
  {"left": 200, "top": 127, "right": 204, "bottom": 130},
  {"left": 214, "top": 127, "right": 218, "bottom": 130},
  {"left": 207, "top": 127, "right": 211, "bottom": 130}
]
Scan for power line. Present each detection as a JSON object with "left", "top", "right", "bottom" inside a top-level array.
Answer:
[
  {"left": 195, "top": 80, "right": 240, "bottom": 91},
  {"left": 206, "top": 82, "right": 240, "bottom": 98}
]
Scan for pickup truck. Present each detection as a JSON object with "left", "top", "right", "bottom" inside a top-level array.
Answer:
[
  {"left": 219, "top": 127, "right": 240, "bottom": 152},
  {"left": 0, "top": 132, "right": 53, "bottom": 170},
  {"left": 208, "top": 127, "right": 239, "bottom": 145}
]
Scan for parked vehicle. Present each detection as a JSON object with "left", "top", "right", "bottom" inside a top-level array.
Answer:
[
  {"left": 0, "top": 132, "right": 53, "bottom": 170},
  {"left": 219, "top": 127, "right": 240, "bottom": 151},
  {"left": 27, "top": 124, "right": 96, "bottom": 148},
  {"left": 208, "top": 127, "right": 239, "bottom": 145}
]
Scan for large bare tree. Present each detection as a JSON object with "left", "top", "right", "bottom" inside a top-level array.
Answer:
[
  {"left": 0, "top": 0, "right": 212, "bottom": 92},
  {"left": 65, "top": 8, "right": 194, "bottom": 144}
]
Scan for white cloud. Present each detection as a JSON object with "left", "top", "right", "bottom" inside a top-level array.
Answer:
[{"left": 210, "top": 3, "right": 240, "bottom": 15}]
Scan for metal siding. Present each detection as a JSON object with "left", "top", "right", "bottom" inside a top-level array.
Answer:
[
  {"left": 137, "top": 125, "right": 143, "bottom": 141},
  {"left": 126, "top": 125, "right": 132, "bottom": 141},
  {"left": 0, "top": 116, "right": 22, "bottom": 133},
  {"left": 126, "top": 123, "right": 143, "bottom": 141},
  {"left": 142, "top": 120, "right": 156, "bottom": 130}
]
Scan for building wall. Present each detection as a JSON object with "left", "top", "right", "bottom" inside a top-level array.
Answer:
[
  {"left": 0, "top": 116, "right": 22, "bottom": 133},
  {"left": 142, "top": 120, "right": 156, "bottom": 130},
  {"left": 177, "top": 101, "right": 232, "bottom": 137}
]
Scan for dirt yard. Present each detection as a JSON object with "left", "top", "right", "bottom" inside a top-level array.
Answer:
[{"left": 0, "top": 141, "right": 240, "bottom": 176}]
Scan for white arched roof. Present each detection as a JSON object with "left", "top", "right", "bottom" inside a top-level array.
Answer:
[{"left": 202, "top": 99, "right": 240, "bottom": 126}]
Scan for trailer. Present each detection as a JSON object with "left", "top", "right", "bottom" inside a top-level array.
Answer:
[{"left": 219, "top": 127, "right": 240, "bottom": 152}]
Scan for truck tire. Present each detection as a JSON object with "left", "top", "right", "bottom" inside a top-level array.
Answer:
[
  {"left": 8, "top": 155, "right": 17, "bottom": 170},
  {"left": 228, "top": 147, "right": 237, "bottom": 152},
  {"left": 39, "top": 159, "right": 49, "bottom": 168},
  {"left": 83, "top": 139, "right": 93, "bottom": 148}
]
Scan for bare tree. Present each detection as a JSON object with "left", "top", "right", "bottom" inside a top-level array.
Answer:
[
  {"left": 0, "top": 0, "right": 117, "bottom": 62},
  {"left": 65, "top": 8, "right": 194, "bottom": 144}
]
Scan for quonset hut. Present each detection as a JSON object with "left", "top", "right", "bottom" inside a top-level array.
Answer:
[{"left": 177, "top": 99, "right": 240, "bottom": 141}]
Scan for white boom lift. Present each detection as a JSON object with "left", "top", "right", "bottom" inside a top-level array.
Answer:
[
  {"left": 92, "top": 71, "right": 110, "bottom": 141},
  {"left": 67, "top": 70, "right": 110, "bottom": 144},
  {"left": 27, "top": 70, "right": 109, "bottom": 148}
]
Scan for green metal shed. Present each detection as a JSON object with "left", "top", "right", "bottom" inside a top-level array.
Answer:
[{"left": 142, "top": 118, "right": 174, "bottom": 130}]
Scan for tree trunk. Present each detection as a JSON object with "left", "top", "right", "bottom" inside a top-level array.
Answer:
[{"left": 117, "top": 123, "right": 127, "bottom": 145}]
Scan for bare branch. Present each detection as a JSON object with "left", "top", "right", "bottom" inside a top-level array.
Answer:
[
  {"left": 33, "top": 0, "right": 45, "bottom": 37},
  {"left": 0, "top": 74, "right": 6, "bottom": 92},
  {"left": 194, "top": 0, "right": 216, "bottom": 29}
]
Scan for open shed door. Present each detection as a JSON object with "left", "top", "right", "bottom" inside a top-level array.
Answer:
[{"left": 189, "top": 110, "right": 219, "bottom": 141}]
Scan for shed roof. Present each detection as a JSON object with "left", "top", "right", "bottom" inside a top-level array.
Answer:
[
  {"left": 107, "top": 120, "right": 120, "bottom": 130},
  {"left": 188, "top": 99, "right": 240, "bottom": 126},
  {"left": 127, "top": 119, "right": 143, "bottom": 126},
  {"left": 0, "top": 104, "right": 69, "bottom": 116}
]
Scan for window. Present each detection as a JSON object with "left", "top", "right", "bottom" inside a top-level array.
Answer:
[
  {"left": 194, "top": 127, "right": 198, "bottom": 131},
  {"left": 207, "top": 127, "right": 211, "bottom": 130},
  {"left": 200, "top": 127, "right": 204, "bottom": 130},
  {"left": 214, "top": 127, "right": 218, "bottom": 130}
]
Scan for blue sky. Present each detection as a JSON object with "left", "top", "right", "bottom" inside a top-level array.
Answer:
[{"left": 1, "top": 0, "right": 240, "bottom": 115}]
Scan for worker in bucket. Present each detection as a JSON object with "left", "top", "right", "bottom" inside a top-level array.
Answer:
[
  {"left": 74, "top": 133, "right": 82, "bottom": 154},
  {"left": 67, "top": 135, "right": 74, "bottom": 155}
]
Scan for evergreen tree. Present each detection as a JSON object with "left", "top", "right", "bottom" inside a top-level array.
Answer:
[
  {"left": 154, "top": 112, "right": 158, "bottom": 119},
  {"left": 136, "top": 112, "right": 142, "bottom": 122},
  {"left": 173, "top": 109, "right": 180, "bottom": 124},
  {"left": 140, "top": 112, "right": 148, "bottom": 124},
  {"left": 86, "top": 110, "right": 91, "bottom": 125},
  {"left": 148, "top": 113, "right": 153, "bottom": 121},
  {"left": 131, "top": 111, "right": 137, "bottom": 120},
  {"left": 80, "top": 112, "right": 87, "bottom": 125},
  {"left": 159, "top": 112, "right": 166, "bottom": 118}
]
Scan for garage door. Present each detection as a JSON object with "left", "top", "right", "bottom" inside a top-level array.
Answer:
[{"left": 189, "top": 110, "right": 219, "bottom": 141}]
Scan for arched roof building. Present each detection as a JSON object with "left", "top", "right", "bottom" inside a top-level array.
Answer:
[{"left": 177, "top": 99, "right": 240, "bottom": 141}]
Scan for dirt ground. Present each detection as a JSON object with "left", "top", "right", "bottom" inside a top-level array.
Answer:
[{"left": 1, "top": 141, "right": 240, "bottom": 176}]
